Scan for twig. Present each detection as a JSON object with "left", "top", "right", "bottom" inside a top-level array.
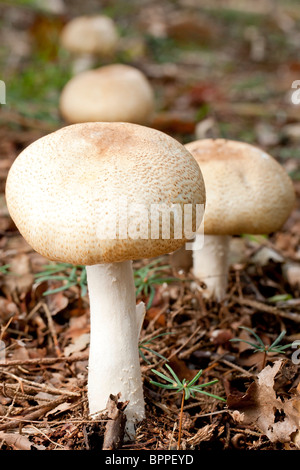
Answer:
[
  {"left": 0, "top": 351, "right": 89, "bottom": 367},
  {"left": 29, "top": 425, "right": 66, "bottom": 449},
  {"left": 231, "top": 296, "right": 300, "bottom": 323},
  {"left": 168, "top": 325, "right": 202, "bottom": 361},
  {"left": 177, "top": 391, "right": 185, "bottom": 450},
  {"left": 42, "top": 302, "right": 61, "bottom": 357},
  {"left": 0, "top": 396, "right": 75, "bottom": 431},
  {"left": 0, "top": 370, "right": 81, "bottom": 397},
  {"left": 219, "top": 358, "right": 254, "bottom": 377}
]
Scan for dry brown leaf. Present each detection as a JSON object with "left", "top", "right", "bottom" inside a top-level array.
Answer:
[
  {"left": 0, "top": 431, "right": 45, "bottom": 450},
  {"left": 46, "top": 289, "right": 69, "bottom": 316},
  {"left": 64, "top": 333, "right": 90, "bottom": 357},
  {"left": 145, "top": 306, "right": 166, "bottom": 327},
  {"left": 0, "top": 297, "right": 18, "bottom": 322},
  {"left": 3, "top": 253, "right": 33, "bottom": 295},
  {"left": 229, "top": 360, "right": 300, "bottom": 443},
  {"left": 234, "top": 328, "right": 267, "bottom": 368},
  {"left": 46, "top": 402, "right": 73, "bottom": 417},
  {"left": 186, "top": 423, "right": 217, "bottom": 446},
  {"left": 168, "top": 357, "right": 197, "bottom": 382},
  {"left": 209, "top": 328, "right": 234, "bottom": 346},
  {"left": 102, "top": 394, "right": 128, "bottom": 450},
  {"left": 65, "top": 315, "right": 90, "bottom": 339}
]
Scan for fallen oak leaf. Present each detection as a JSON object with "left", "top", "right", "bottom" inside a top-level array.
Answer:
[{"left": 228, "top": 360, "right": 299, "bottom": 444}]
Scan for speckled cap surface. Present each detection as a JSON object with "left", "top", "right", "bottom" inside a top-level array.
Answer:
[
  {"left": 59, "top": 65, "right": 155, "bottom": 125},
  {"left": 6, "top": 122, "right": 205, "bottom": 265},
  {"left": 185, "top": 138, "right": 295, "bottom": 235}
]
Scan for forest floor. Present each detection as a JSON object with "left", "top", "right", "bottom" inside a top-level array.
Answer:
[{"left": 0, "top": 0, "right": 299, "bottom": 451}]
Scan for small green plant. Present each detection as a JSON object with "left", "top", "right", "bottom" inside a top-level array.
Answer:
[
  {"left": 0, "top": 264, "right": 10, "bottom": 275},
  {"left": 134, "top": 259, "right": 179, "bottom": 309},
  {"left": 138, "top": 332, "right": 172, "bottom": 364},
  {"left": 35, "top": 258, "right": 179, "bottom": 307},
  {"left": 230, "top": 326, "right": 294, "bottom": 369},
  {"left": 34, "top": 263, "right": 87, "bottom": 297},
  {"left": 267, "top": 294, "right": 293, "bottom": 303},
  {"left": 150, "top": 363, "right": 225, "bottom": 449}
]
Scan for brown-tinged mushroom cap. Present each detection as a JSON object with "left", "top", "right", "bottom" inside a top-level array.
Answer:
[
  {"left": 60, "top": 15, "right": 119, "bottom": 56},
  {"left": 59, "top": 64, "right": 155, "bottom": 125},
  {"left": 6, "top": 122, "right": 205, "bottom": 265},
  {"left": 185, "top": 138, "right": 295, "bottom": 235}
]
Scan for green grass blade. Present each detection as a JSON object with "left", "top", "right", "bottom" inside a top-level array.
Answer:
[
  {"left": 187, "top": 369, "right": 203, "bottom": 387},
  {"left": 230, "top": 338, "right": 261, "bottom": 350},
  {"left": 43, "top": 281, "right": 77, "bottom": 296},
  {"left": 164, "top": 364, "right": 182, "bottom": 386},
  {"left": 192, "top": 389, "right": 226, "bottom": 401},
  {"left": 139, "top": 345, "right": 168, "bottom": 362},
  {"left": 151, "top": 368, "right": 176, "bottom": 385},
  {"left": 268, "top": 330, "right": 286, "bottom": 350},
  {"left": 238, "top": 326, "right": 265, "bottom": 348},
  {"left": 146, "top": 285, "right": 156, "bottom": 309},
  {"left": 149, "top": 380, "right": 177, "bottom": 390},
  {"left": 139, "top": 348, "right": 151, "bottom": 364}
]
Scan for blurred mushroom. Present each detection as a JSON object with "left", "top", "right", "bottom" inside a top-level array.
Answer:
[
  {"left": 5, "top": 122, "right": 205, "bottom": 438},
  {"left": 185, "top": 138, "right": 295, "bottom": 301},
  {"left": 60, "top": 15, "right": 119, "bottom": 74},
  {"left": 59, "top": 64, "right": 155, "bottom": 125}
]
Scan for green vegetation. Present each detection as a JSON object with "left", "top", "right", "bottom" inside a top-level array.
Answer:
[
  {"left": 150, "top": 363, "right": 225, "bottom": 449},
  {"left": 230, "top": 326, "right": 294, "bottom": 369},
  {"left": 34, "top": 262, "right": 87, "bottom": 297},
  {"left": 134, "top": 259, "right": 179, "bottom": 309},
  {"left": 34, "top": 258, "right": 179, "bottom": 309}
]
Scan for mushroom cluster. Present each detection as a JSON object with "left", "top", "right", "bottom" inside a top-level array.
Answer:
[
  {"left": 5, "top": 122, "right": 205, "bottom": 438},
  {"left": 59, "top": 64, "right": 155, "bottom": 126},
  {"left": 185, "top": 138, "right": 295, "bottom": 301}
]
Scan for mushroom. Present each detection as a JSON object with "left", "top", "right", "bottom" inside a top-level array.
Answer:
[
  {"left": 60, "top": 15, "right": 119, "bottom": 74},
  {"left": 59, "top": 64, "right": 155, "bottom": 126},
  {"left": 184, "top": 138, "right": 295, "bottom": 302},
  {"left": 5, "top": 122, "right": 205, "bottom": 438}
]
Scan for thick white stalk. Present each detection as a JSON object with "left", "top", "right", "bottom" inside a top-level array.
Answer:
[
  {"left": 192, "top": 234, "right": 230, "bottom": 302},
  {"left": 86, "top": 261, "right": 145, "bottom": 439}
]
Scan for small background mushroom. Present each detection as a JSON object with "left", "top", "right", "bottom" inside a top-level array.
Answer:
[
  {"left": 59, "top": 64, "right": 155, "bottom": 126},
  {"left": 184, "top": 138, "right": 296, "bottom": 302},
  {"left": 60, "top": 15, "right": 119, "bottom": 74}
]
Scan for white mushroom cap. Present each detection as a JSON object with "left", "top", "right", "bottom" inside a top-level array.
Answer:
[
  {"left": 6, "top": 122, "right": 205, "bottom": 265},
  {"left": 60, "top": 15, "right": 119, "bottom": 56},
  {"left": 59, "top": 64, "right": 155, "bottom": 125},
  {"left": 185, "top": 139, "right": 295, "bottom": 235}
]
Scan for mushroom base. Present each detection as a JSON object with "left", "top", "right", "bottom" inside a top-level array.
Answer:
[
  {"left": 86, "top": 261, "right": 145, "bottom": 439},
  {"left": 192, "top": 234, "right": 230, "bottom": 301}
]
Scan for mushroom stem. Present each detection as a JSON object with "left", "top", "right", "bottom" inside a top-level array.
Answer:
[
  {"left": 192, "top": 234, "right": 230, "bottom": 302},
  {"left": 72, "top": 54, "right": 96, "bottom": 75},
  {"left": 86, "top": 261, "right": 145, "bottom": 439}
]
